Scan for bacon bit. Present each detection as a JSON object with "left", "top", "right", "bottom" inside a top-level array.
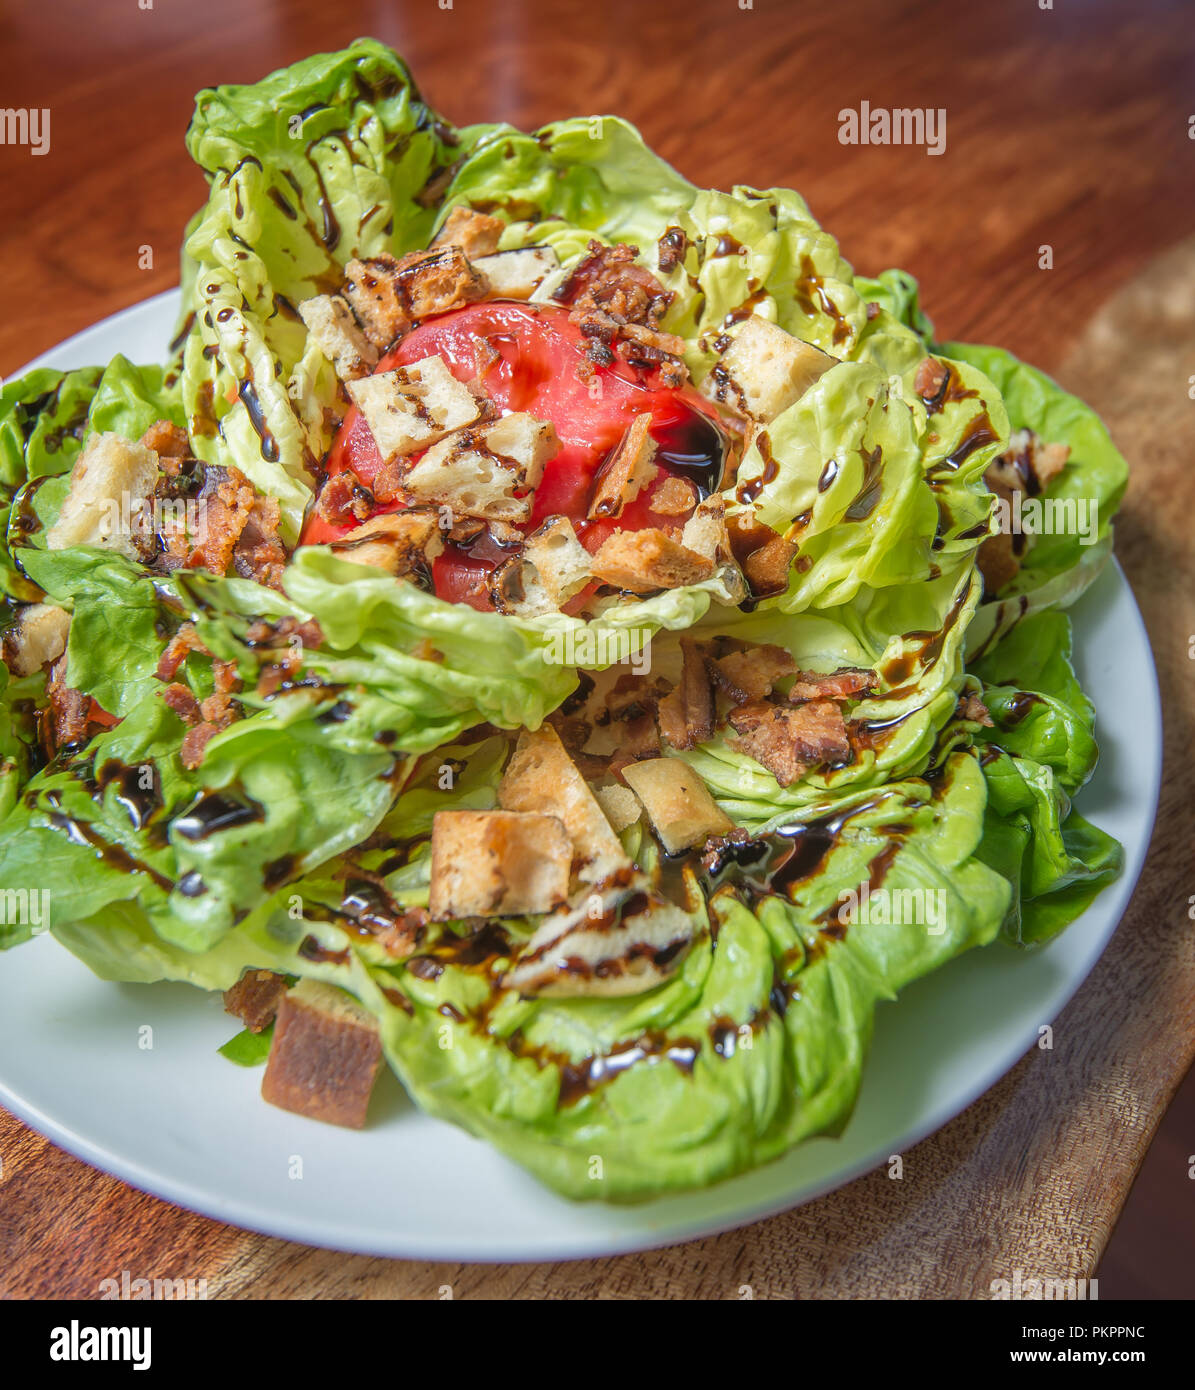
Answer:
[
  {"left": 728, "top": 699, "right": 850, "bottom": 788},
  {"left": 318, "top": 469, "right": 378, "bottom": 521},
  {"left": 708, "top": 644, "right": 798, "bottom": 705},
  {"left": 162, "top": 682, "right": 202, "bottom": 726},
  {"left": 42, "top": 656, "right": 99, "bottom": 754},
  {"left": 787, "top": 666, "right": 877, "bottom": 703},
  {"left": 156, "top": 624, "right": 207, "bottom": 681},
  {"left": 553, "top": 240, "right": 689, "bottom": 384},
  {"left": 183, "top": 466, "right": 258, "bottom": 577},
  {"left": 977, "top": 473, "right": 1020, "bottom": 595},
  {"left": 181, "top": 722, "right": 221, "bottom": 770},
  {"left": 609, "top": 711, "right": 661, "bottom": 778},
  {"left": 657, "top": 638, "right": 714, "bottom": 750},
  {"left": 231, "top": 494, "right": 288, "bottom": 589},
  {"left": 224, "top": 969, "right": 289, "bottom": 1033},
  {"left": 913, "top": 356, "right": 948, "bottom": 404},
  {"left": 957, "top": 693, "right": 994, "bottom": 726},
  {"left": 139, "top": 419, "right": 191, "bottom": 457}
]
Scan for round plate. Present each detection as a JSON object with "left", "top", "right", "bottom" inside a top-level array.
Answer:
[{"left": 0, "top": 292, "right": 1162, "bottom": 1261}]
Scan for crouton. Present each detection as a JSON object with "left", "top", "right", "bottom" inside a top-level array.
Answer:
[
  {"left": 744, "top": 533, "right": 798, "bottom": 595},
  {"left": 487, "top": 554, "right": 556, "bottom": 617},
  {"left": 594, "top": 783, "right": 642, "bottom": 833},
  {"left": 298, "top": 294, "right": 378, "bottom": 381},
  {"left": 523, "top": 515, "right": 591, "bottom": 605},
  {"left": 404, "top": 413, "right": 559, "bottom": 522},
  {"left": 704, "top": 315, "right": 836, "bottom": 422},
  {"left": 505, "top": 883, "right": 693, "bottom": 998},
  {"left": 223, "top": 968, "right": 289, "bottom": 1033},
  {"left": 657, "top": 638, "right": 714, "bottom": 750},
  {"left": 428, "top": 809, "right": 572, "bottom": 920},
  {"left": 433, "top": 205, "right": 506, "bottom": 259},
  {"left": 3, "top": 602, "right": 70, "bottom": 678},
  {"left": 45, "top": 431, "right": 159, "bottom": 560},
  {"left": 474, "top": 246, "right": 560, "bottom": 300},
  {"left": 261, "top": 980, "right": 382, "bottom": 1130},
  {"left": 680, "top": 496, "right": 731, "bottom": 562},
  {"left": 621, "top": 758, "right": 732, "bottom": 854},
  {"left": 591, "top": 528, "right": 714, "bottom": 594},
  {"left": 499, "top": 724, "right": 631, "bottom": 884},
  {"left": 346, "top": 356, "right": 483, "bottom": 462},
  {"left": 587, "top": 413, "right": 659, "bottom": 519},
  {"left": 344, "top": 248, "right": 489, "bottom": 349},
  {"left": 709, "top": 645, "right": 798, "bottom": 704},
  {"left": 329, "top": 508, "right": 445, "bottom": 577},
  {"left": 650, "top": 476, "right": 698, "bottom": 516}
]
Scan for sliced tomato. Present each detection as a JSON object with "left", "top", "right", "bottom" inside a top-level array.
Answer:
[{"left": 302, "top": 301, "right": 727, "bottom": 609}]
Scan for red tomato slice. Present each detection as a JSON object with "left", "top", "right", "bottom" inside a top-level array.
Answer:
[{"left": 301, "top": 301, "right": 727, "bottom": 609}]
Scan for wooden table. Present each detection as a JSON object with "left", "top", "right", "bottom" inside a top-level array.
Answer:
[{"left": 1, "top": 0, "right": 1192, "bottom": 1299}]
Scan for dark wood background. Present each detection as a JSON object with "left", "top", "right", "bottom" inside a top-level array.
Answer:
[{"left": 0, "top": 0, "right": 1192, "bottom": 1298}]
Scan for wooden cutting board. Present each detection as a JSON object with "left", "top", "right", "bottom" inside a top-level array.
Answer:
[{"left": 1, "top": 234, "right": 1191, "bottom": 1303}]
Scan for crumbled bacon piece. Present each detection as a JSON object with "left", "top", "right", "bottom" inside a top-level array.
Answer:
[
  {"left": 553, "top": 240, "right": 689, "bottom": 384},
  {"left": 42, "top": 656, "right": 97, "bottom": 754},
  {"left": 139, "top": 419, "right": 191, "bottom": 458},
  {"left": 728, "top": 699, "right": 850, "bottom": 787},
  {"left": 224, "top": 969, "right": 289, "bottom": 1033},
  {"left": 657, "top": 639, "right": 714, "bottom": 750},
  {"left": 957, "top": 693, "right": 994, "bottom": 726},
  {"left": 708, "top": 644, "right": 798, "bottom": 705},
  {"left": 787, "top": 667, "right": 877, "bottom": 703},
  {"left": 156, "top": 624, "right": 207, "bottom": 681},
  {"left": 162, "top": 682, "right": 201, "bottom": 725}
]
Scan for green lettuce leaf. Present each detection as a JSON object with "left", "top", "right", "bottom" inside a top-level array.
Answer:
[
  {"left": 967, "top": 611, "right": 1122, "bottom": 943},
  {"left": 177, "top": 38, "right": 468, "bottom": 540}
]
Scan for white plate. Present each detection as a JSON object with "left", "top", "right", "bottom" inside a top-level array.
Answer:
[{"left": 0, "top": 292, "right": 1162, "bottom": 1261}]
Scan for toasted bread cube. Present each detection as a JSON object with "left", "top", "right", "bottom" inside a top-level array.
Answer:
[
  {"left": 591, "top": 528, "right": 714, "bottom": 594},
  {"left": 4, "top": 603, "right": 70, "bottom": 678},
  {"left": 344, "top": 248, "right": 489, "bottom": 349},
  {"left": 594, "top": 783, "right": 642, "bottom": 833},
  {"left": 499, "top": 728, "right": 620, "bottom": 875},
  {"left": 499, "top": 724, "right": 631, "bottom": 884},
  {"left": 298, "top": 294, "right": 378, "bottom": 381},
  {"left": 622, "top": 758, "right": 733, "bottom": 854},
  {"left": 650, "top": 476, "right": 697, "bottom": 516},
  {"left": 45, "top": 431, "right": 159, "bottom": 559},
  {"left": 329, "top": 508, "right": 445, "bottom": 576},
  {"left": 680, "top": 496, "right": 731, "bottom": 562},
  {"left": 523, "top": 515, "right": 591, "bottom": 606},
  {"left": 261, "top": 980, "right": 382, "bottom": 1129},
  {"left": 474, "top": 246, "right": 560, "bottom": 300},
  {"left": 404, "top": 413, "right": 558, "bottom": 522},
  {"left": 588, "top": 413, "right": 659, "bottom": 519},
  {"left": 224, "top": 968, "right": 289, "bottom": 1034},
  {"left": 707, "top": 316, "right": 836, "bottom": 422},
  {"left": 429, "top": 809, "right": 572, "bottom": 920},
  {"left": 487, "top": 555, "right": 557, "bottom": 617},
  {"left": 433, "top": 205, "right": 506, "bottom": 259},
  {"left": 346, "top": 356, "right": 482, "bottom": 462}
]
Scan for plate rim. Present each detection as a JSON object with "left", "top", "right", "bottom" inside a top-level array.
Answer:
[{"left": 0, "top": 290, "right": 1164, "bottom": 1263}]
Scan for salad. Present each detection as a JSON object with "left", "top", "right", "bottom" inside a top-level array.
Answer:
[{"left": 0, "top": 40, "right": 1127, "bottom": 1201}]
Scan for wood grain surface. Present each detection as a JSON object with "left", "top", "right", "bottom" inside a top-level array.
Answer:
[{"left": 1, "top": 0, "right": 1192, "bottom": 1299}]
